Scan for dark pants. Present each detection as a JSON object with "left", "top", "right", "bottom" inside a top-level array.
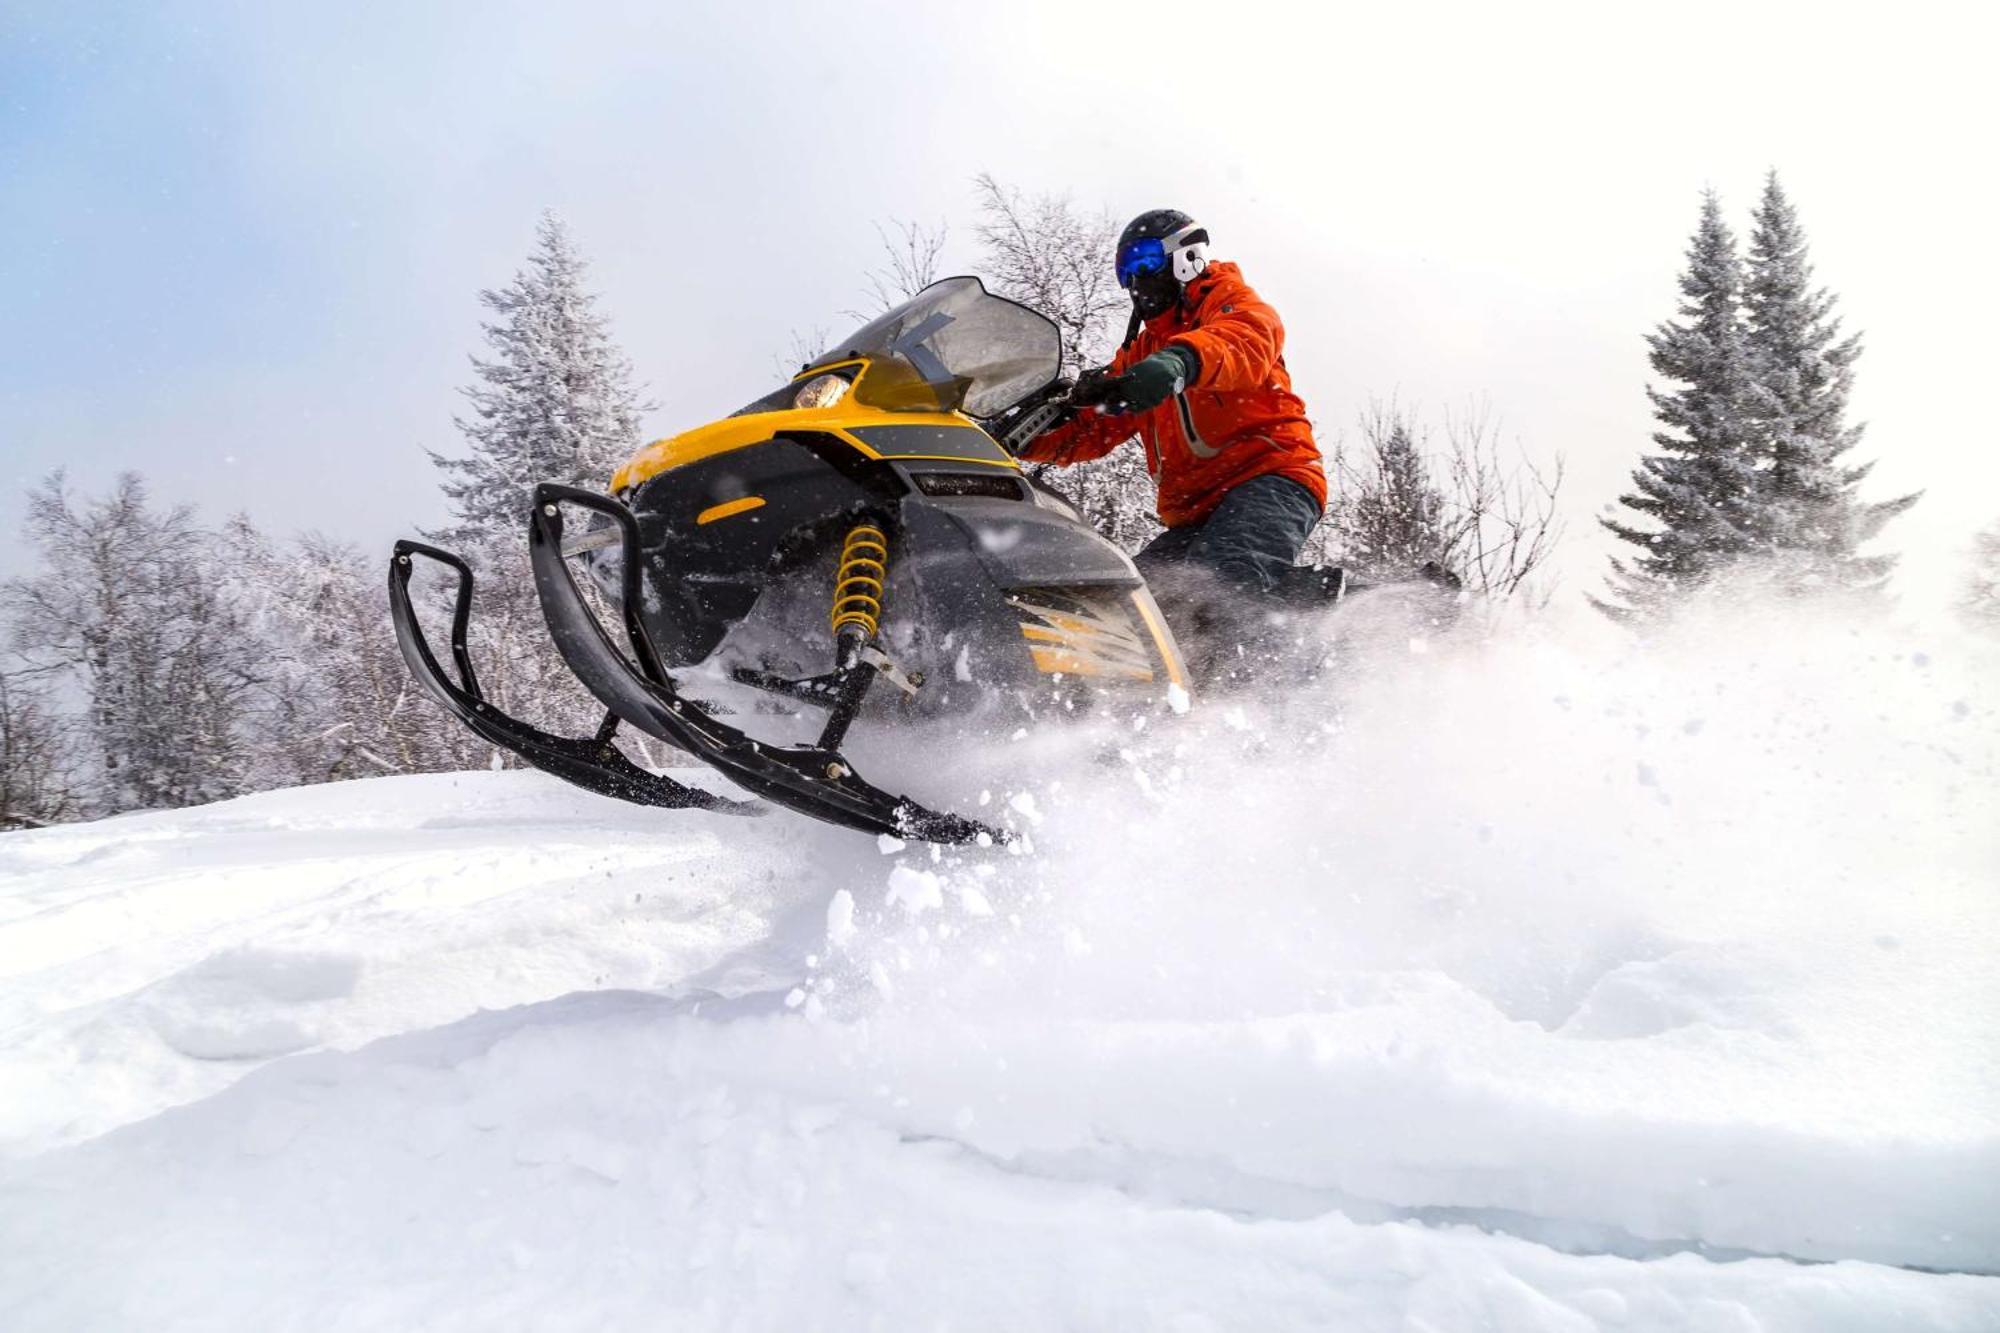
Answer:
[{"left": 1134, "top": 474, "right": 1322, "bottom": 593}]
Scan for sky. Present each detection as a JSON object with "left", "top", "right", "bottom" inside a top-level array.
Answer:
[{"left": 4, "top": 0, "right": 1996, "bottom": 612}]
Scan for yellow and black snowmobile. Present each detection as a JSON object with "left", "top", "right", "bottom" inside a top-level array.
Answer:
[{"left": 389, "top": 278, "right": 1189, "bottom": 844}]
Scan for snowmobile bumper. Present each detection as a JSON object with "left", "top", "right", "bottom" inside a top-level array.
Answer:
[
  {"left": 388, "top": 539, "right": 760, "bottom": 818},
  {"left": 526, "top": 485, "right": 1010, "bottom": 846}
]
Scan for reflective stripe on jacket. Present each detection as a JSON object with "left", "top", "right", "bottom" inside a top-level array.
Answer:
[{"left": 1020, "top": 261, "right": 1325, "bottom": 529}]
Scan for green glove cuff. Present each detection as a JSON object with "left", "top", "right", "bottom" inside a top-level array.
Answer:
[
  {"left": 1159, "top": 342, "right": 1202, "bottom": 388},
  {"left": 1114, "top": 346, "right": 1200, "bottom": 413}
]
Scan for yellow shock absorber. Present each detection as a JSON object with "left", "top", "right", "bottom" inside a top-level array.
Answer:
[{"left": 830, "top": 523, "right": 888, "bottom": 642}]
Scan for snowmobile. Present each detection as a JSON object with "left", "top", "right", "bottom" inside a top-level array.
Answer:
[{"left": 389, "top": 277, "right": 1195, "bottom": 846}]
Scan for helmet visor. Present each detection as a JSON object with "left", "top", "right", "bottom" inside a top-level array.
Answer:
[{"left": 1115, "top": 237, "right": 1170, "bottom": 289}]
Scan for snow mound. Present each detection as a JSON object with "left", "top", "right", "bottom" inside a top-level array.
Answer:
[{"left": 2, "top": 606, "right": 1996, "bottom": 1329}]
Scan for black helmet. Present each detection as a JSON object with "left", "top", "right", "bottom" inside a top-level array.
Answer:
[{"left": 1116, "top": 209, "right": 1209, "bottom": 318}]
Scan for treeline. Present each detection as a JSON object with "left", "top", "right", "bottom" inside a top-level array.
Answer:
[
  {"left": 0, "top": 215, "right": 633, "bottom": 830},
  {"left": 0, "top": 483, "right": 485, "bottom": 829},
  {"left": 4, "top": 175, "right": 1992, "bottom": 829}
]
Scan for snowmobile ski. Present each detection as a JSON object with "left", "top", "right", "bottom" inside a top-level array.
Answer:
[
  {"left": 525, "top": 485, "right": 1010, "bottom": 845},
  {"left": 388, "top": 539, "right": 760, "bottom": 819}
]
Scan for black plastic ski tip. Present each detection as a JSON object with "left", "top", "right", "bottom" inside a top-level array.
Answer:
[{"left": 387, "top": 539, "right": 762, "bottom": 818}]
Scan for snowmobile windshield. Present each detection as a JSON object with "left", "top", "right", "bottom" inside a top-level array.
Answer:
[{"left": 804, "top": 277, "right": 1061, "bottom": 419}]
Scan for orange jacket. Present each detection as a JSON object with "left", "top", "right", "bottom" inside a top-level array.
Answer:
[{"left": 1020, "top": 261, "right": 1325, "bottom": 529}]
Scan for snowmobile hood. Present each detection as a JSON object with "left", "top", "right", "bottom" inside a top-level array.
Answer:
[
  {"left": 612, "top": 277, "right": 1059, "bottom": 495},
  {"left": 611, "top": 398, "right": 1017, "bottom": 495}
]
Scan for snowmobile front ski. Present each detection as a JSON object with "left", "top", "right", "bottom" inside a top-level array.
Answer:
[
  {"left": 387, "top": 539, "right": 760, "bottom": 818},
  {"left": 526, "top": 485, "right": 1010, "bottom": 846}
]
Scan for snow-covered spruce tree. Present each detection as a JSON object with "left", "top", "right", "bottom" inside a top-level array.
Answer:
[
  {"left": 1595, "top": 191, "right": 1763, "bottom": 620},
  {"left": 1962, "top": 520, "right": 2000, "bottom": 630},
  {"left": 423, "top": 213, "right": 649, "bottom": 749},
  {"left": 1739, "top": 172, "right": 1917, "bottom": 598},
  {"left": 4, "top": 473, "right": 262, "bottom": 814},
  {"left": 429, "top": 212, "right": 644, "bottom": 558},
  {"left": 972, "top": 175, "right": 1159, "bottom": 552}
]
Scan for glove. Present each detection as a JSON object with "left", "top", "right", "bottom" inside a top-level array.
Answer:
[
  {"left": 1072, "top": 345, "right": 1201, "bottom": 416},
  {"left": 1069, "top": 366, "right": 1118, "bottom": 410}
]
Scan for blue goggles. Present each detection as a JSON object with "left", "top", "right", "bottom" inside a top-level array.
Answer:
[{"left": 1116, "top": 237, "right": 1171, "bottom": 288}]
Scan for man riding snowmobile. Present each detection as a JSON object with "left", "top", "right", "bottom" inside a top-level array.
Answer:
[
  {"left": 388, "top": 219, "right": 1460, "bottom": 844},
  {"left": 1016, "top": 210, "right": 1328, "bottom": 603}
]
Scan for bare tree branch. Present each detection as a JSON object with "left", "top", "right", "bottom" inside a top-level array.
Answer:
[
  {"left": 1312, "top": 401, "right": 1565, "bottom": 601},
  {"left": 971, "top": 172, "right": 1127, "bottom": 373},
  {"left": 971, "top": 174, "right": 1157, "bottom": 549},
  {"left": 858, "top": 219, "right": 949, "bottom": 317},
  {"left": 775, "top": 324, "right": 832, "bottom": 379}
]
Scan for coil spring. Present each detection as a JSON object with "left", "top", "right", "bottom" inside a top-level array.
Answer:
[{"left": 830, "top": 523, "right": 888, "bottom": 640}]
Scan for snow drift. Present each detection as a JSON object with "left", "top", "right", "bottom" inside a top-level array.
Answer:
[{"left": 2, "top": 600, "right": 1996, "bottom": 1330}]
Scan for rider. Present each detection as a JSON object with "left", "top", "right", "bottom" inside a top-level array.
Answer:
[{"left": 1016, "top": 209, "right": 1326, "bottom": 596}]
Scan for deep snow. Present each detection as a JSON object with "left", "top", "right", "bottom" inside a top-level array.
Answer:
[{"left": 2, "top": 603, "right": 1996, "bottom": 1330}]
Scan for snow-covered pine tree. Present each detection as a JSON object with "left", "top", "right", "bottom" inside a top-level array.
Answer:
[
  {"left": 972, "top": 175, "right": 1159, "bottom": 552},
  {"left": 428, "top": 212, "right": 645, "bottom": 559},
  {"left": 1962, "top": 519, "right": 2000, "bottom": 630},
  {"left": 1740, "top": 172, "right": 1918, "bottom": 597},
  {"left": 422, "top": 213, "right": 650, "bottom": 749},
  {"left": 1595, "top": 191, "right": 1763, "bottom": 619}
]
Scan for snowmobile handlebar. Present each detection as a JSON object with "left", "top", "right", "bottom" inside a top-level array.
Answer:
[{"left": 989, "top": 377, "right": 1078, "bottom": 455}]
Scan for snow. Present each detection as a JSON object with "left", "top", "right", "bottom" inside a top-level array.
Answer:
[
  {"left": 884, "top": 865, "right": 944, "bottom": 916},
  {"left": 1, "top": 604, "right": 1997, "bottom": 1330}
]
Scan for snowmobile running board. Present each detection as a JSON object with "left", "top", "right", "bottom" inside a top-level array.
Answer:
[
  {"left": 389, "top": 540, "right": 761, "bottom": 818},
  {"left": 523, "top": 485, "right": 1011, "bottom": 846}
]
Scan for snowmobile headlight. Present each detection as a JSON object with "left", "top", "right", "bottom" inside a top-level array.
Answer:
[{"left": 793, "top": 373, "right": 850, "bottom": 410}]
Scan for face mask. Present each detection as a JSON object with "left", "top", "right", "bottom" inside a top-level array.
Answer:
[{"left": 1131, "top": 269, "right": 1179, "bottom": 320}]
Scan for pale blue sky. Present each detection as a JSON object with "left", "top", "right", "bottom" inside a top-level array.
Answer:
[{"left": 5, "top": 0, "right": 1994, "bottom": 609}]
